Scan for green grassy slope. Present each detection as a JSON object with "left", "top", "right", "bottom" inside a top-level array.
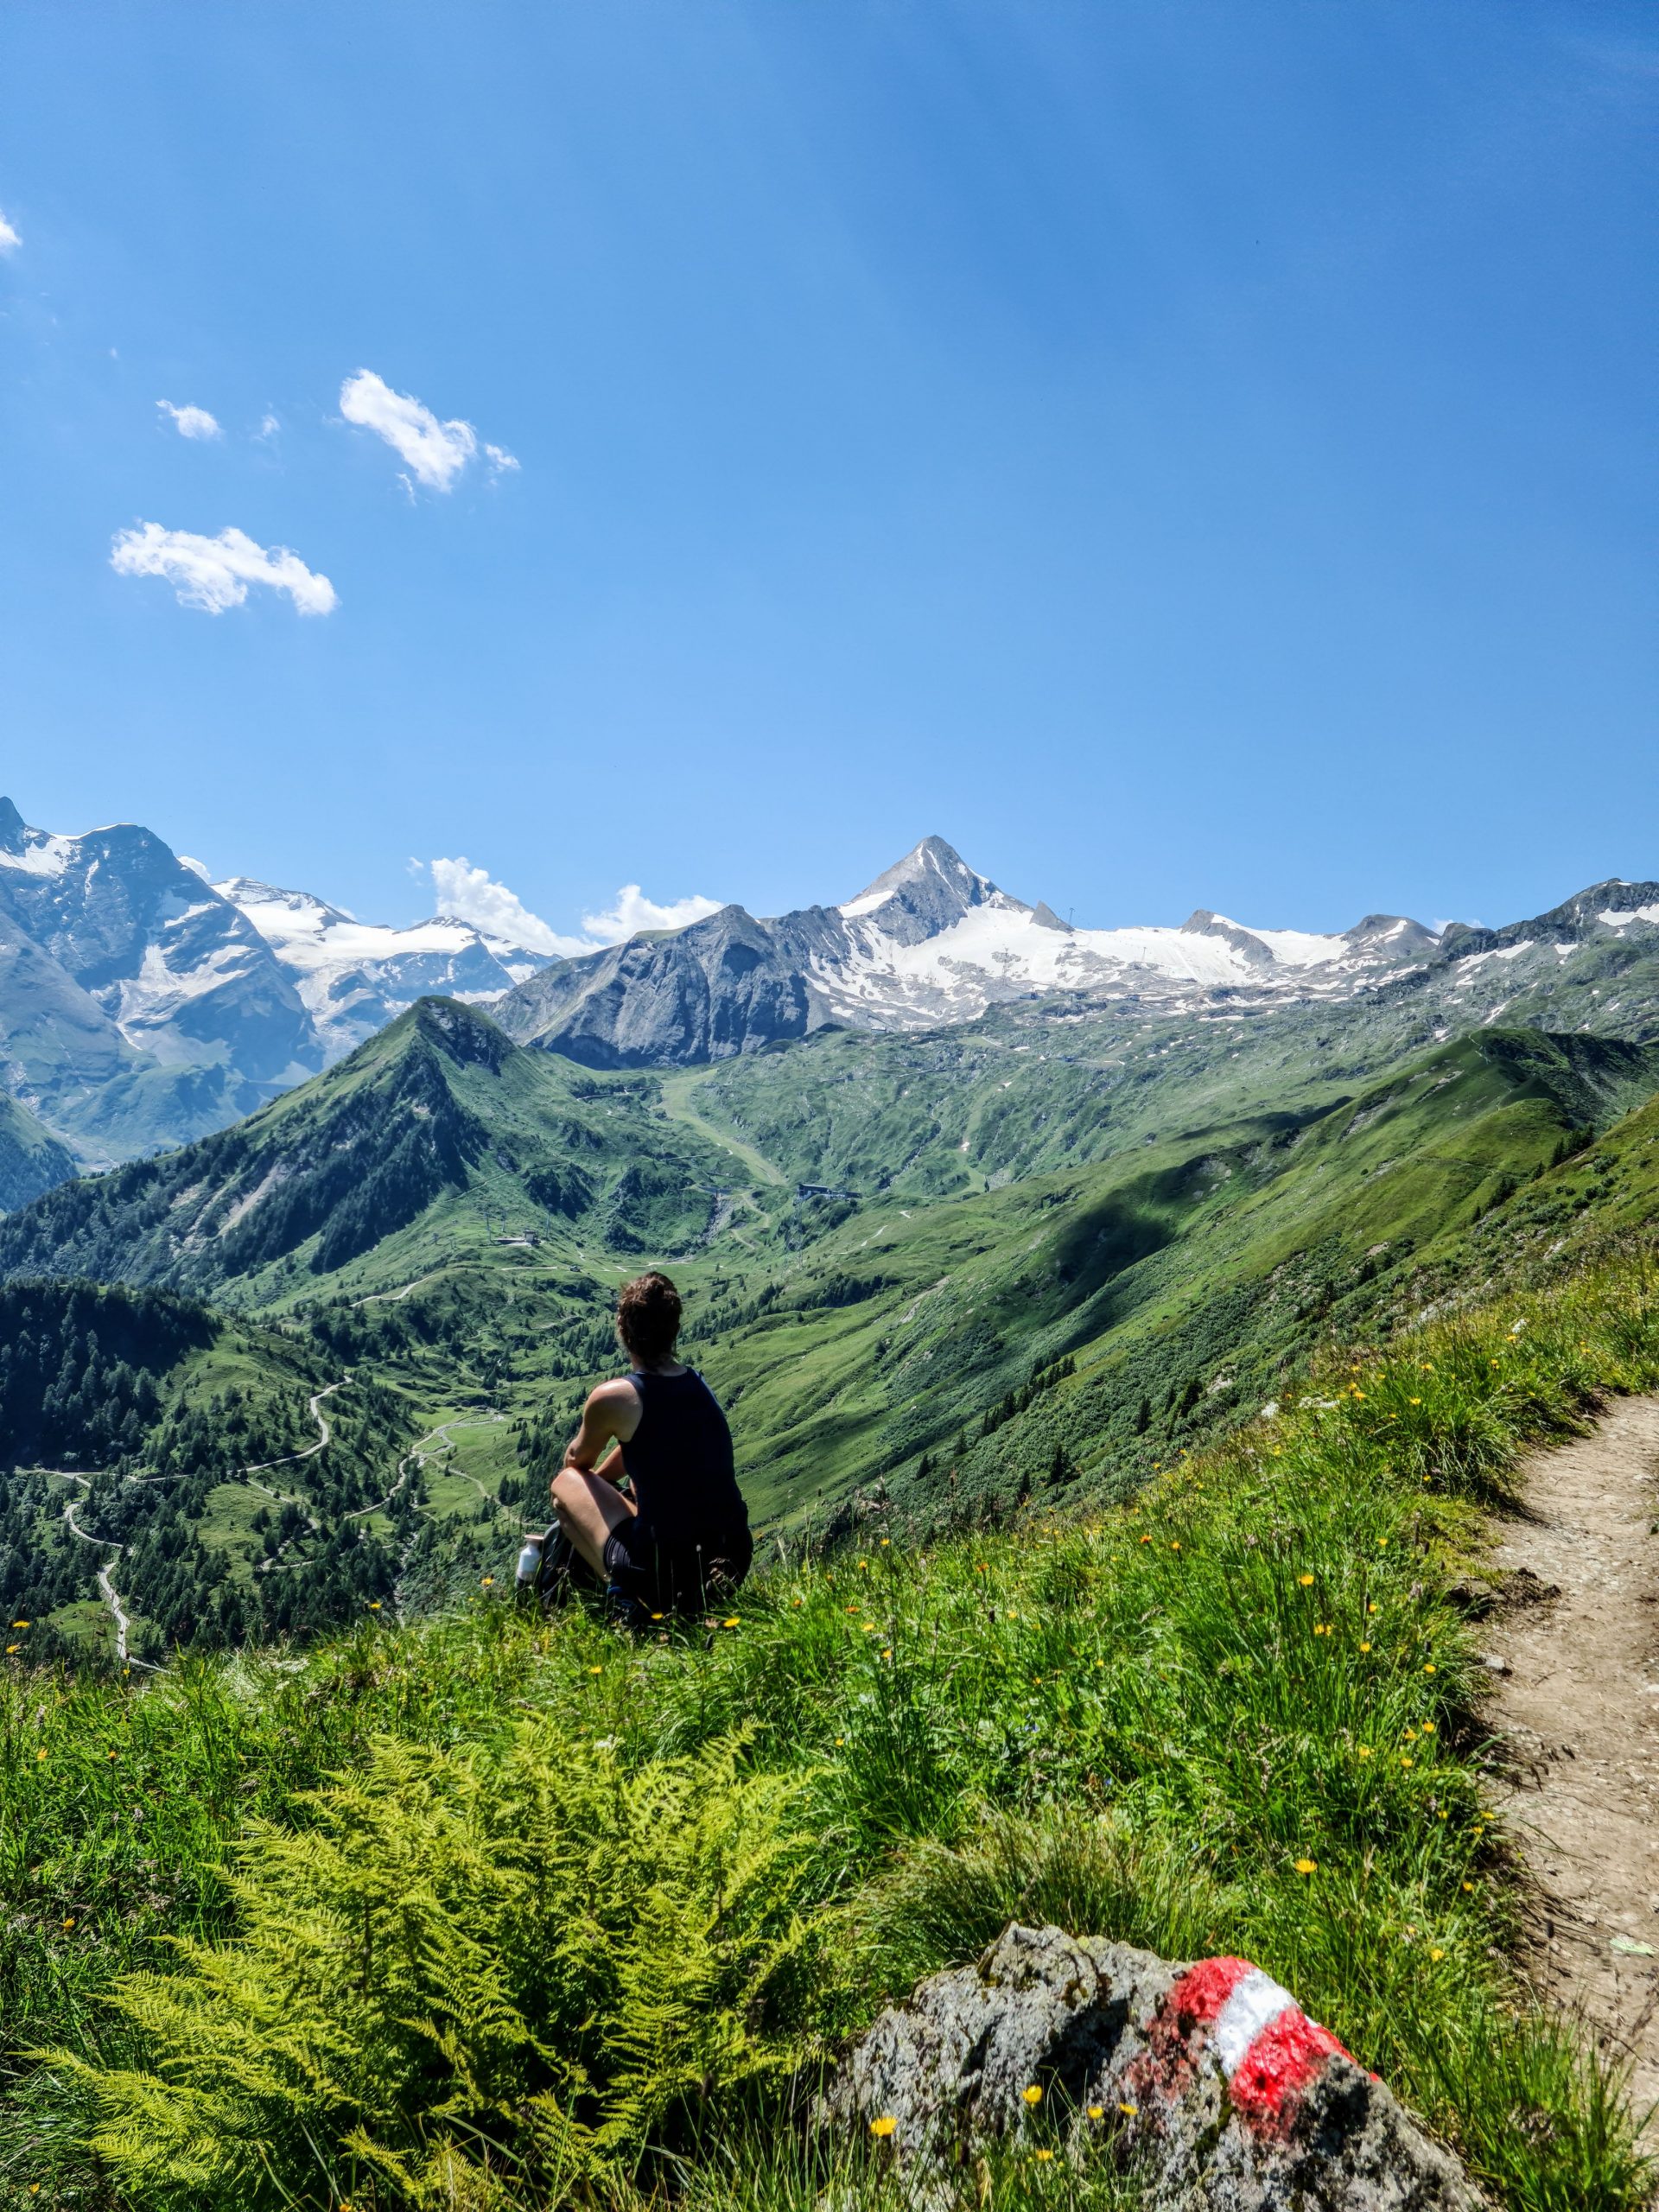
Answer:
[
  {"left": 3, "top": 996, "right": 1658, "bottom": 1653},
  {"left": 5, "top": 1251, "right": 1658, "bottom": 2211},
  {"left": 0, "top": 1091, "right": 76, "bottom": 1213}
]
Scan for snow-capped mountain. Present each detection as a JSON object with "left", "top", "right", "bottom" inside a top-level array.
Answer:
[
  {"left": 214, "top": 878, "right": 550, "bottom": 1061},
  {"left": 0, "top": 798, "right": 557, "bottom": 1168},
  {"left": 494, "top": 836, "right": 1443, "bottom": 1065}
]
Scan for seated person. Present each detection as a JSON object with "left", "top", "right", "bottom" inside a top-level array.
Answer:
[{"left": 550, "top": 1271, "right": 753, "bottom": 1614}]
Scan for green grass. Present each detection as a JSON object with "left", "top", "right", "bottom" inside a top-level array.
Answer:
[{"left": 5, "top": 1251, "right": 1659, "bottom": 2209}]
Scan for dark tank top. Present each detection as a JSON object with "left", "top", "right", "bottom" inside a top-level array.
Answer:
[{"left": 623, "top": 1368, "right": 748, "bottom": 1550}]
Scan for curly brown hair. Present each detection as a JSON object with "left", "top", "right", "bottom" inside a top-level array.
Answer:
[{"left": 616, "top": 1271, "right": 683, "bottom": 1365}]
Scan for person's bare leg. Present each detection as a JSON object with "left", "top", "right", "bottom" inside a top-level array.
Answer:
[{"left": 550, "top": 1467, "right": 637, "bottom": 1578}]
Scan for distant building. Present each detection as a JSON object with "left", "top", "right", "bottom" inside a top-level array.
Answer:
[{"left": 796, "top": 1183, "right": 858, "bottom": 1202}]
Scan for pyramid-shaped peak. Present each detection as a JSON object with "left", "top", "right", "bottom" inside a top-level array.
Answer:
[
  {"left": 0, "top": 798, "right": 26, "bottom": 853},
  {"left": 843, "top": 836, "right": 997, "bottom": 912}
]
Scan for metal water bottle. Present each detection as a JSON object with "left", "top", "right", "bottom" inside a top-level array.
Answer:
[{"left": 515, "top": 1533, "right": 543, "bottom": 1586}]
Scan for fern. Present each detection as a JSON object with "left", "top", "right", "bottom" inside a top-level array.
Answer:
[{"left": 51, "top": 1727, "right": 830, "bottom": 2207}]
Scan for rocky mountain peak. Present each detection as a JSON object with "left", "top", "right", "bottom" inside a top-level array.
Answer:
[
  {"left": 0, "top": 798, "right": 26, "bottom": 854},
  {"left": 838, "top": 835, "right": 1009, "bottom": 948}
]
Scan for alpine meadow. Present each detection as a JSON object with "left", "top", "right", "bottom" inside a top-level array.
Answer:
[{"left": 3, "top": 3, "right": 1657, "bottom": 2206}]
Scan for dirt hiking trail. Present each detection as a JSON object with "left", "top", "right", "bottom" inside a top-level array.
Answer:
[{"left": 1487, "top": 1394, "right": 1659, "bottom": 2111}]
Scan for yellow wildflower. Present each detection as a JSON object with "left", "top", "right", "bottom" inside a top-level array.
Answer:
[
  {"left": 1294, "top": 1857, "right": 1318, "bottom": 1875},
  {"left": 1299, "top": 1573, "right": 1314, "bottom": 1587},
  {"left": 1033, "top": 2149, "right": 1054, "bottom": 2162},
  {"left": 4, "top": 1646, "right": 17, "bottom": 1656},
  {"left": 1117, "top": 2100, "right": 1139, "bottom": 2116},
  {"left": 1087, "top": 2104, "right": 1105, "bottom": 2120},
  {"left": 1022, "top": 2084, "right": 1043, "bottom": 2106},
  {"left": 722, "top": 1616, "right": 741, "bottom": 1628},
  {"left": 1359, "top": 1642, "right": 1372, "bottom": 1653},
  {"left": 869, "top": 2114, "right": 897, "bottom": 2139},
  {"left": 1430, "top": 1947, "right": 1445, "bottom": 1961},
  {"left": 1357, "top": 1746, "right": 1372, "bottom": 1760}
]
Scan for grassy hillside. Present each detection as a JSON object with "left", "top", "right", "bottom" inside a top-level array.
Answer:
[
  {"left": 0, "top": 1092, "right": 76, "bottom": 1215},
  {"left": 4, "top": 1250, "right": 1657, "bottom": 2209},
  {"left": 3, "top": 1004, "right": 1658, "bottom": 1655}
]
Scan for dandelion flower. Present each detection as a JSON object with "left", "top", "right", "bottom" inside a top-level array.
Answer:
[
  {"left": 722, "top": 1616, "right": 741, "bottom": 1628},
  {"left": 1402, "top": 1756, "right": 1414, "bottom": 1769},
  {"left": 880, "top": 1536, "right": 892, "bottom": 1547},
  {"left": 61, "top": 1917, "right": 74, "bottom": 1930},
  {"left": 588, "top": 1665, "right": 603, "bottom": 1675},
  {"left": 652, "top": 1612, "right": 664, "bottom": 1621},
  {"left": 1087, "top": 2103, "right": 1105, "bottom": 2120},
  {"left": 4, "top": 1646, "right": 17, "bottom": 1656},
  {"left": 481, "top": 1575, "right": 494, "bottom": 1586},
  {"left": 1117, "top": 2101, "right": 1139, "bottom": 2117},
  {"left": 1359, "top": 1642, "right": 1372, "bottom": 1653},
  {"left": 1430, "top": 1947, "right": 1445, "bottom": 1961},
  {"left": 35, "top": 1749, "right": 46, "bottom": 1762},
  {"left": 1368, "top": 1602, "right": 1378, "bottom": 1614},
  {"left": 1170, "top": 1541, "right": 1181, "bottom": 1553},
  {"left": 1421, "top": 1720, "right": 1436, "bottom": 1734},
  {"left": 857, "top": 1560, "right": 869, "bottom": 1571},
  {"left": 1408, "top": 1397, "right": 1421, "bottom": 1406},
  {"left": 1424, "top": 1662, "right": 1437, "bottom": 1675},
  {"left": 880, "top": 1648, "right": 892, "bottom": 1658},
  {"left": 1139, "top": 1535, "right": 1152, "bottom": 1545},
  {"left": 1294, "top": 1857, "right": 1318, "bottom": 1875},
  {"left": 1299, "top": 1573, "right": 1315, "bottom": 1586},
  {"left": 1463, "top": 1881, "right": 1475, "bottom": 1892},
  {"left": 869, "top": 2114, "right": 897, "bottom": 2139},
  {"left": 368, "top": 1601, "right": 381, "bottom": 1610},
  {"left": 11, "top": 1618, "right": 28, "bottom": 1628},
  {"left": 1357, "top": 1746, "right": 1373, "bottom": 1760},
  {"left": 1022, "top": 2084, "right": 1044, "bottom": 2106}
]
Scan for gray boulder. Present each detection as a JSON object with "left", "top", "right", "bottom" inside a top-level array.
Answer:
[{"left": 826, "top": 1923, "right": 1474, "bottom": 2210}]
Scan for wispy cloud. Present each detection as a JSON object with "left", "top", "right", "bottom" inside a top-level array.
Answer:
[
  {"left": 0, "top": 210, "right": 19, "bottom": 254},
  {"left": 426, "top": 859, "right": 721, "bottom": 957},
  {"left": 257, "top": 412, "right": 281, "bottom": 440},
  {"left": 156, "top": 399, "right": 222, "bottom": 441},
  {"left": 339, "top": 368, "right": 517, "bottom": 492},
  {"left": 110, "top": 523, "right": 339, "bottom": 615}
]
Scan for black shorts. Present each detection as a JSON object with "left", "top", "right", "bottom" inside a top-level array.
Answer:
[{"left": 601, "top": 1520, "right": 753, "bottom": 1615}]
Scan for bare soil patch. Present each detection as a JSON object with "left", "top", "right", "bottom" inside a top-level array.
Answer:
[{"left": 1486, "top": 1394, "right": 1659, "bottom": 2109}]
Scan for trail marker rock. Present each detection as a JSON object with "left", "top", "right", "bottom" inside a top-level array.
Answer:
[{"left": 828, "top": 1923, "right": 1473, "bottom": 2209}]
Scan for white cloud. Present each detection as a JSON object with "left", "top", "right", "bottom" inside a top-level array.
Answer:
[
  {"left": 339, "top": 368, "right": 516, "bottom": 492},
  {"left": 157, "top": 399, "right": 222, "bottom": 441},
  {"left": 426, "top": 859, "right": 721, "bottom": 957},
  {"left": 429, "top": 858, "right": 578, "bottom": 956},
  {"left": 582, "top": 885, "right": 724, "bottom": 939},
  {"left": 257, "top": 412, "right": 281, "bottom": 440},
  {"left": 110, "top": 523, "right": 339, "bottom": 615},
  {"left": 0, "top": 210, "right": 19, "bottom": 254}
]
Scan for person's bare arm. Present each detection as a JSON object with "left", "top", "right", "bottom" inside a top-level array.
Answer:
[{"left": 562, "top": 1380, "right": 639, "bottom": 1484}]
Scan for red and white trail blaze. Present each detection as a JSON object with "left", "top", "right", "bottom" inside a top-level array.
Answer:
[{"left": 1135, "top": 1955, "right": 1365, "bottom": 2134}]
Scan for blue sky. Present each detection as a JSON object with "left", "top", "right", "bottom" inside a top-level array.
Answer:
[{"left": 2, "top": 2, "right": 1653, "bottom": 943}]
